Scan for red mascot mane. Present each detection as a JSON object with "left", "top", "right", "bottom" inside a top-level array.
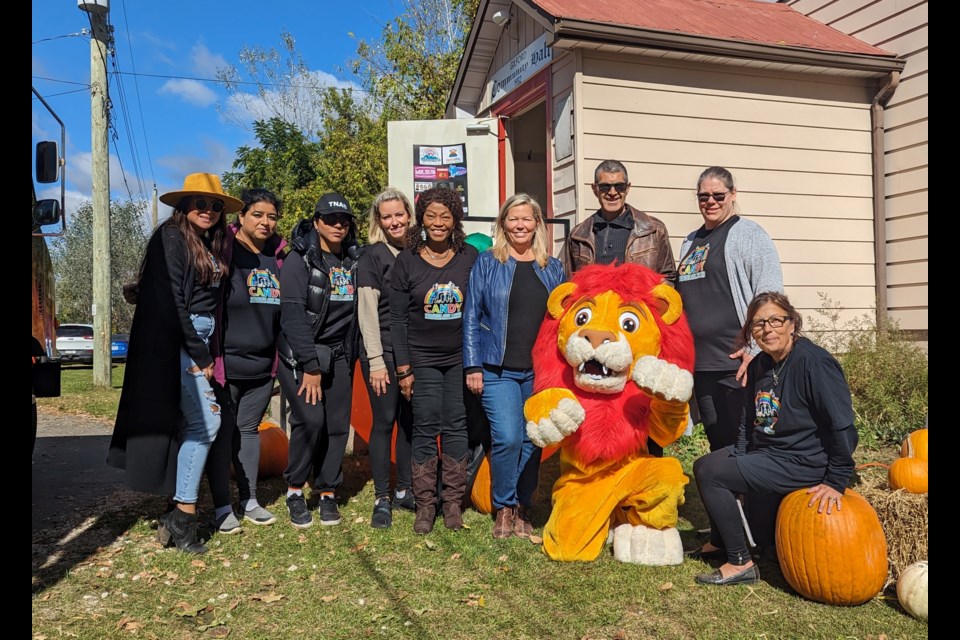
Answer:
[{"left": 531, "top": 263, "right": 694, "bottom": 464}]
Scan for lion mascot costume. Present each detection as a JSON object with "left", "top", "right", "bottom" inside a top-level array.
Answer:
[{"left": 525, "top": 263, "right": 694, "bottom": 564}]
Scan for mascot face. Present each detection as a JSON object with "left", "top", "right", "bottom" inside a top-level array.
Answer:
[{"left": 555, "top": 289, "right": 664, "bottom": 393}]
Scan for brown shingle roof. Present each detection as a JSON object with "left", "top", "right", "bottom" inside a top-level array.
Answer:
[{"left": 530, "top": 0, "right": 893, "bottom": 55}]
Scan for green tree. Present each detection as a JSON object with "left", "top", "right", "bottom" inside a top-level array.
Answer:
[
  {"left": 50, "top": 198, "right": 149, "bottom": 333},
  {"left": 222, "top": 117, "right": 321, "bottom": 239},
  {"left": 217, "top": 0, "right": 480, "bottom": 239}
]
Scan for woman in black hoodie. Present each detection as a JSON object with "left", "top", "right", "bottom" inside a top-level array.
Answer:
[{"left": 276, "top": 192, "right": 361, "bottom": 529}]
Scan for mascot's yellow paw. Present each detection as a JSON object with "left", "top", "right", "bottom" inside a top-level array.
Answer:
[
  {"left": 631, "top": 356, "right": 694, "bottom": 403},
  {"left": 524, "top": 387, "right": 585, "bottom": 448},
  {"left": 611, "top": 523, "right": 684, "bottom": 566}
]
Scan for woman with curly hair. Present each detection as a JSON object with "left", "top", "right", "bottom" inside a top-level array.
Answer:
[{"left": 389, "top": 187, "right": 479, "bottom": 534}]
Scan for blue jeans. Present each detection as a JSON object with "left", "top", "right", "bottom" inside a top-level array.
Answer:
[
  {"left": 175, "top": 313, "right": 221, "bottom": 503},
  {"left": 480, "top": 365, "right": 540, "bottom": 509}
]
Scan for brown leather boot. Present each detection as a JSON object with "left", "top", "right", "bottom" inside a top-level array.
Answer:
[
  {"left": 513, "top": 504, "right": 534, "bottom": 538},
  {"left": 493, "top": 505, "right": 516, "bottom": 539},
  {"left": 440, "top": 453, "right": 468, "bottom": 530},
  {"left": 411, "top": 457, "right": 438, "bottom": 534}
]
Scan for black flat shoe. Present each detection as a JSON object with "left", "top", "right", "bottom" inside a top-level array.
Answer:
[
  {"left": 685, "top": 546, "right": 726, "bottom": 561},
  {"left": 695, "top": 564, "right": 759, "bottom": 586}
]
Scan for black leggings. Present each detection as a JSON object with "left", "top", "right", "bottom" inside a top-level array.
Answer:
[
  {"left": 361, "top": 354, "right": 413, "bottom": 498},
  {"left": 694, "top": 371, "right": 746, "bottom": 451},
  {"left": 692, "top": 446, "right": 753, "bottom": 565}
]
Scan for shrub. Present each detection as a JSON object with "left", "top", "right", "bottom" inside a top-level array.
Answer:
[{"left": 806, "top": 294, "right": 928, "bottom": 447}]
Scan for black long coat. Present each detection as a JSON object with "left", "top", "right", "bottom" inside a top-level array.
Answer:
[{"left": 106, "top": 223, "right": 209, "bottom": 496}]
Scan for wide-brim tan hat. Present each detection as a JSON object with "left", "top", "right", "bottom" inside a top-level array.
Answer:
[{"left": 159, "top": 173, "right": 245, "bottom": 214}]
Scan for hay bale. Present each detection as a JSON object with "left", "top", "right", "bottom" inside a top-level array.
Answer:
[{"left": 855, "top": 467, "right": 928, "bottom": 581}]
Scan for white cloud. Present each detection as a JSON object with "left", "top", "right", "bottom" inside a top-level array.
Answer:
[
  {"left": 158, "top": 78, "right": 217, "bottom": 107},
  {"left": 190, "top": 44, "right": 228, "bottom": 78},
  {"left": 219, "top": 69, "right": 362, "bottom": 139}
]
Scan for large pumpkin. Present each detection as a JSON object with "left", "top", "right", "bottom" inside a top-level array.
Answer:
[
  {"left": 896, "top": 560, "right": 928, "bottom": 622},
  {"left": 775, "top": 489, "right": 888, "bottom": 606},
  {"left": 888, "top": 457, "right": 928, "bottom": 494},
  {"left": 899, "top": 428, "right": 928, "bottom": 461},
  {"left": 257, "top": 421, "right": 289, "bottom": 478}
]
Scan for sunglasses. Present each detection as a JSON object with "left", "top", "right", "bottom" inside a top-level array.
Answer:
[
  {"left": 595, "top": 182, "right": 629, "bottom": 194},
  {"left": 319, "top": 212, "right": 352, "bottom": 226},
  {"left": 697, "top": 191, "right": 729, "bottom": 203},
  {"left": 192, "top": 198, "right": 225, "bottom": 213}
]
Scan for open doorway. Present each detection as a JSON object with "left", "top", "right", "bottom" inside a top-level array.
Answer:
[{"left": 504, "top": 104, "right": 547, "bottom": 213}]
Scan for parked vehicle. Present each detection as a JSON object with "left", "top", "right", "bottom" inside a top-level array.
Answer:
[
  {"left": 55, "top": 324, "right": 95, "bottom": 364},
  {"left": 111, "top": 333, "right": 129, "bottom": 362},
  {"left": 32, "top": 87, "right": 66, "bottom": 452}
]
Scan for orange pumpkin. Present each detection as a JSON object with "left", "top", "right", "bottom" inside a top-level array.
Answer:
[
  {"left": 888, "top": 457, "right": 928, "bottom": 493},
  {"left": 899, "top": 428, "right": 928, "bottom": 462},
  {"left": 257, "top": 421, "right": 289, "bottom": 478},
  {"left": 350, "top": 361, "right": 398, "bottom": 462},
  {"left": 775, "top": 488, "right": 888, "bottom": 606}
]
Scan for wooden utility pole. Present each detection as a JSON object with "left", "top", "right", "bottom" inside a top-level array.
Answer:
[
  {"left": 152, "top": 185, "right": 158, "bottom": 228},
  {"left": 83, "top": 0, "right": 112, "bottom": 388}
]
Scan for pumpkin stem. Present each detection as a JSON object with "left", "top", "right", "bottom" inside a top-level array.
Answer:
[{"left": 906, "top": 435, "right": 914, "bottom": 459}]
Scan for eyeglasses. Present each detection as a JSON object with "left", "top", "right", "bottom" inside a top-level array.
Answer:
[
  {"left": 697, "top": 191, "right": 729, "bottom": 203},
  {"left": 247, "top": 210, "right": 280, "bottom": 222},
  {"left": 750, "top": 315, "right": 791, "bottom": 332},
  {"left": 319, "top": 212, "right": 352, "bottom": 226},
  {"left": 192, "top": 198, "right": 225, "bottom": 213},
  {"left": 595, "top": 182, "right": 629, "bottom": 194}
]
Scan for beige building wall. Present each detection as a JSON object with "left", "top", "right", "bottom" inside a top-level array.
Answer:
[
  {"left": 576, "top": 52, "right": 878, "bottom": 325},
  {"left": 786, "top": 0, "right": 928, "bottom": 333}
]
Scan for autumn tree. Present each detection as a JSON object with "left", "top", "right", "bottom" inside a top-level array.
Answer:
[{"left": 50, "top": 198, "right": 149, "bottom": 332}]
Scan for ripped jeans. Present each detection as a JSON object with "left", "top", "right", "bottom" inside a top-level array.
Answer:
[{"left": 174, "top": 313, "right": 221, "bottom": 503}]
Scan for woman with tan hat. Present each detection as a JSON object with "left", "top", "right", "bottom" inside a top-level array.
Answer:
[{"left": 108, "top": 172, "right": 244, "bottom": 554}]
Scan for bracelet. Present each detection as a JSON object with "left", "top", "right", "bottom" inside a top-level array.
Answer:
[{"left": 395, "top": 368, "right": 414, "bottom": 380}]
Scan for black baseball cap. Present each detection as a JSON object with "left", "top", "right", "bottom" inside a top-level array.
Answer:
[{"left": 314, "top": 192, "right": 354, "bottom": 218}]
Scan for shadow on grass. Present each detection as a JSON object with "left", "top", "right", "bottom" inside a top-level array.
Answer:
[{"left": 32, "top": 432, "right": 163, "bottom": 594}]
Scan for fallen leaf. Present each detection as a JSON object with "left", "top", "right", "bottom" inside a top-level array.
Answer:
[
  {"left": 320, "top": 595, "right": 337, "bottom": 602},
  {"left": 190, "top": 560, "right": 206, "bottom": 568},
  {"left": 423, "top": 539, "right": 437, "bottom": 550},
  {"left": 497, "top": 555, "right": 509, "bottom": 562},
  {"left": 528, "top": 534, "right": 543, "bottom": 544},
  {"left": 170, "top": 602, "right": 203, "bottom": 617},
  {"left": 450, "top": 553, "right": 461, "bottom": 560},
  {"left": 251, "top": 592, "right": 284, "bottom": 603},
  {"left": 350, "top": 541, "right": 369, "bottom": 552},
  {"left": 208, "top": 626, "right": 230, "bottom": 638},
  {"left": 612, "top": 631, "right": 627, "bottom": 640},
  {"left": 659, "top": 582, "right": 673, "bottom": 591},
  {"left": 354, "top": 516, "right": 365, "bottom": 524},
  {"left": 227, "top": 599, "right": 241, "bottom": 611}
]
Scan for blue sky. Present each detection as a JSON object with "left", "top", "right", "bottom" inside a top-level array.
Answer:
[{"left": 32, "top": 0, "right": 402, "bottom": 222}]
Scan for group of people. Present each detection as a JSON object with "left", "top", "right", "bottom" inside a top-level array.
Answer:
[{"left": 107, "top": 159, "right": 858, "bottom": 589}]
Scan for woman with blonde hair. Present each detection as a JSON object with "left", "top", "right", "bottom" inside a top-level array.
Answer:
[
  {"left": 357, "top": 187, "right": 417, "bottom": 528},
  {"left": 463, "top": 193, "right": 565, "bottom": 538}
]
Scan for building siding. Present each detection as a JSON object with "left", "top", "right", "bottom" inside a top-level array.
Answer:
[
  {"left": 578, "top": 52, "right": 878, "bottom": 323},
  {"left": 786, "top": 0, "right": 928, "bottom": 334}
]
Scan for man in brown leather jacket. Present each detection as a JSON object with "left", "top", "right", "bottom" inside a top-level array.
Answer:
[{"left": 562, "top": 159, "right": 677, "bottom": 286}]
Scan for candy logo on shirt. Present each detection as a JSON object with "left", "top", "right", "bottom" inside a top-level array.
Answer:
[
  {"left": 753, "top": 389, "right": 781, "bottom": 435},
  {"left": 247, "top": 268, "right": 280, "bottom": 305},
  {"left": 329, "top": 267, "right": 355, "bottom": 301},
  {"left": 423, "top": 281, "right": 464, "bottom": 320},
  {"left": 678, "top": 243, "right": 709, "bottom": 282}
]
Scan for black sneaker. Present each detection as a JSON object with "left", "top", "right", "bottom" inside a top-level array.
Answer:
[
  {"left": 286, "top": 493, "right": 313, "bottom": 529},
  {"left": 318, "top": 495, "right": 342, "bottom": 526},
  {"left": 371, "top": 498, "right": 393, "bottom": 529},
  {"left": 393, "top": 490, "right": 416, "bottom": 512}
]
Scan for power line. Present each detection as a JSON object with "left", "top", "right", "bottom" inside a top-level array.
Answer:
[
  {"left": 32, "top": 29, "right": 90, "bottom": 45},
  {"left": 118, "top": 0, "right": 155, "bottom": 189}
]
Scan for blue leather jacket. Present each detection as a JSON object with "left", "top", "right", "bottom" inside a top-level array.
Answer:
[{"left": 463, "top": 250, "right": 565, "bottom": 370}]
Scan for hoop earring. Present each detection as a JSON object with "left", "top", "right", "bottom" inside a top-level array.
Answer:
[{"left": 420, "top": 228, "right": 427, "bottom": 241}]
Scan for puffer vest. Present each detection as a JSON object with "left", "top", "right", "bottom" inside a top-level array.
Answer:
[{"left": 277, "top": 220, "right": 361, "bottom": 369}]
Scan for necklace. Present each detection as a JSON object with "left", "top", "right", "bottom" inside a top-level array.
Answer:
[
  {"left": 424, "top": 246, "right": 450, "bottom": 260},
  {"left": 771, "top": 352, "right": 790, "bottom": 386}
]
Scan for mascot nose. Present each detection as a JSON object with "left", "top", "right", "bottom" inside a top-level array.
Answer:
[{"left": 579, "top": 329, "right": 617, "bottom": 349}]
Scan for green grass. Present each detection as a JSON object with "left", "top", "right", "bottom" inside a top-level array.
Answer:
[
  {"left": 36, "top": 362, "right": 125, "bottom": 418},
  {"left": 32, "top": 371, "right": 927, "bottom": 639}
]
